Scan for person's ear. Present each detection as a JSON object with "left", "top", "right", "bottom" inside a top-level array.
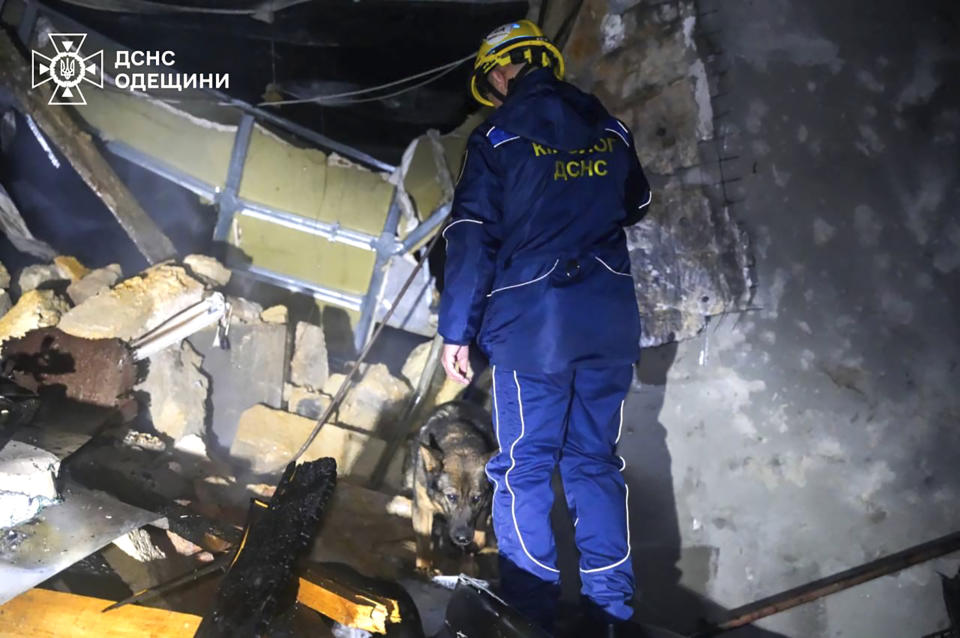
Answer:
[{"left": 489, "top": 68, "right": 509, "bottom": 96}]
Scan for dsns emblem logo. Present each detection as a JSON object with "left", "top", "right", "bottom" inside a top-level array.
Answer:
[{"left": 32, "top": 33, "right": 103, "bottom": 105}]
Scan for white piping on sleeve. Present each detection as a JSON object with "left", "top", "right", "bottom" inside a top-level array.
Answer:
[
  {"left": 605, "top": 126, "right": 629, "bottom": 148},
  {"left": 615, "top": 400, "right": 624, "bottom": 444},
  {"left": 487, "top": 259, "right": 559, "bottom": 297},
  {"left": 594, "top": 256, "right": 632, "bottom": 278},
  {"left": 493, "top": 135, "right": 520, "bottom": 148},
  {"left": 507, "top": 371, "right": 560, "bottom": 574},
  {"left": 638, "top": 190, "right": 652, "bottom": 210},
  {"left": 441, "top": 218, "right": 483, "bottom": 240}
]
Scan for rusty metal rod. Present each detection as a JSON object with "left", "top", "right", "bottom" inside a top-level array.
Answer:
[{"left": 694, "top": 530, "right": 960, "bottom": 635}]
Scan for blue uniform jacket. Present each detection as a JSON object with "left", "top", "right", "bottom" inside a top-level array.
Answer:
[{"left": 438, "top": 68, "right": 652, "bottom": 374}]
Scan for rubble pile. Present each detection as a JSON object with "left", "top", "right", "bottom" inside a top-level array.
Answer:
[{"left": 0, "top": 253, "right": 423, "bottom": 486}]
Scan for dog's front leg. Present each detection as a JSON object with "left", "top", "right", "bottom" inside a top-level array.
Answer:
[{"left": 412, "top": 498, "right": 435, "bottom": 574}]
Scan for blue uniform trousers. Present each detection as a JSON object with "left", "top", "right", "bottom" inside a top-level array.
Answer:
[{"left": 486, "top": 365, "right": 635, "bottom": 626}]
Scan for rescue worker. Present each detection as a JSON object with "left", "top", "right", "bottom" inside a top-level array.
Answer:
[{"left": 438, "top": 19, "right": 652, "bottom": 636}]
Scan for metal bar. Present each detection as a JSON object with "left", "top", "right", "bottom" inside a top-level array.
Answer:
[
  {"left": 16, "top": 0, "right": 38, "bottom": 45},
  {"left": 213, "top": 113, "right": 254, "bottom": 242},
  {"left": 354, "top": 193, "right": 402, "bottom": 351},
  {"left": 696, "top": 529, "right": 960, "bottom": 636},
  {"left": 397, "top": 202, "right": 452, "bottom": 254},
  {"left": 104, "top": 141, "right": 381, "bottom": 251},
  {"left": 238, "top": 205, "right": 378, "bottom": 251},
  {"left": 105, "top": 140, "right": 217, "bottom": 199},
  {"left": 237, "top": 265, "right": 364, "bottom": 312}
]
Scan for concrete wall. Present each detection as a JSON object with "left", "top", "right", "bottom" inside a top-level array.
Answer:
[{"left": 607, "top": 1, "right": 959, "bottom": 636}]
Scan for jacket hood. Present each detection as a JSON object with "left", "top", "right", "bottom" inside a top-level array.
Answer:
[{"left": 486, "top": 67, "right": 610, "bottom": 152}]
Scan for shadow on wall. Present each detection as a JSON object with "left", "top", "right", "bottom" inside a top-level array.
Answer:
[{"left": 586, "top": 341, "right": 786, "bottom": 637}]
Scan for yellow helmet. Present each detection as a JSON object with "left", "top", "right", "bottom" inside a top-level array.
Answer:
[{"left": 470, "top": 19, "right": 565, "bottom": 107}]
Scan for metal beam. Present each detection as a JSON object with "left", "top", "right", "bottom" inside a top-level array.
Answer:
[
  {"left": 213, "top": 113, "right": 254, "bottom": 242},
  {"left": 397, "top": 202, "right": 451, "bottom": 254},
  {"left": 237, "top": 264, "right": 364, "bottom": 312},
  {"left": 354, "top": 193, "right": 402, "bottom": 351},
  {"left": 239, "top": 205, "right": 378, "bottom": 250}
]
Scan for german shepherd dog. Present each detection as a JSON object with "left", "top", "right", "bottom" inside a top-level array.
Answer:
[{"left": 406, "top": 401, "right": 496, "bottom": 573}]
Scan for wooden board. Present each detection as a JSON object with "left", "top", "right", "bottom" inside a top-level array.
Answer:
[
  {"left": 0, "top": 588, "right": 201, "bottom": 637},
  {"left": 298, "top": 576, "right": 400, "bottom": 634}
]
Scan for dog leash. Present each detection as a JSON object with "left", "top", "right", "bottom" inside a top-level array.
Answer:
[{"left": 282, "top": 228, "right": 445, "bottom": 471}]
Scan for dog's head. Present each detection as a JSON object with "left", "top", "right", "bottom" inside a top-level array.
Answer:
[{"left": 420, "top": 436, "right": 494, "bottom": 548}]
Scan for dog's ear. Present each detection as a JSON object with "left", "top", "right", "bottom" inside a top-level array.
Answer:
[{"left": 419, "top": 443, "right": 443, "bottom": 473}]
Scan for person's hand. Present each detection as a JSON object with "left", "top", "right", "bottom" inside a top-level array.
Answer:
[{"left": 442, "top": 343, "right": 473, "bottom": 385}]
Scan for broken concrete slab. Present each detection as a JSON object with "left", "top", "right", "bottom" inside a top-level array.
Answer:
[
  {"left": 0, "top": 440, "right": 60, "bottom": 529},
  {"left": 401, "top": 340, "right": 431, "bottom": 388},
  {"left": 0, "top": 261, "right": 9, "bottom": 289},
  {"left": 184, "top": 254, "right": 231, "bottom": 287},
  {"left": 284, "top": 383, "right": 332, "bottom": 420},
  {"left": 2, "top": 327, "right": 137, "bottom": 408},
  {"left": 260, "top": 304, "right": 288, "bottom": 324},
  {"left": 112, "top": 527, "right": 167, "bottom": 562},
  {"left": 322, "top": 364, "right": 410, "bottom": 433},
  {"left": 0, "top": 289, "right": 70, "bottom": 345},
  {"left": 16, "top": 263, "right": 65, "bottom": 294},
  {"left": 58, "top": 263, "right": 205, "bottom": 341},
  {"left": 230, "top": 404, "right": 386, "bottom": 478},
  {"left": 290, "top": 321, "right": 329, "bottom": 391},
  {"left": 0, "top": 290, "right": 11, "bottom": 317},
  {"left": 227, "top": 296, "right": 264, "bottom": 324},
  {"left": 53, "top": 256, "right": 89, "bottom": 282},
  {"left": 66, "top": 264, "right": 122, "bottom": 305},
  {"left": 137, "top": 340, "right": 208, "bottom": 442},
  {"left": 188, "top": 322, "right": 286, "bottom": 449}
]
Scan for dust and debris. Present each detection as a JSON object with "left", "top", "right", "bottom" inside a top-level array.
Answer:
[
  {"left": 856, "top": 70, "right": 885, "bottom": 93},
  {"left": 600, "top": 13, "right": 626, "bottom": 54},
  {"left": 813, "top": 218, "right": 836, "bottom": 245},
  {"left": 853, "top": 204, "right": 882, "bottom": 246},
  {"left": 797, "top": 125, "right": 809, "bottom": 143},
  {"left": 856, "top": 124, "right": 885, "bottom": 156},
  {"left": 880, "top": 291, "right": 915, "bottom": 325}
]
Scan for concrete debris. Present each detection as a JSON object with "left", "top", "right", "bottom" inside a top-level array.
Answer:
[
  {"left": 58, "top": 263, "right": 205, "bottom": 341},
  {"left": 53, "top": 256, "right": 89, "bottom": 282},
  {"left": 137, "top": 340, "right": 209, "bottom": 442},
  {"left": 0, "top": 261, "right": 9, "bottom": 289},
  {"left": 322, "top": 364, "right": 410, "bottom": 432},
  {"left": 400, "top": 340, "right": 431, "bottom": 388},
  {"left": 122, "top": 430, "right": 166, "bottom": 452},
  {"left": 284, "top": 383, "right": 332, "bottom": 420},
  {"left": 17, "top": 263, "right": 65, "bottom": 294},
  {"left": 0, "top": 290, "right": 10, "bottom": 317},
  {"left": 174, "top": 433, "right": 208, "bottom": 457},
  {"left": 0, "top": 289, "right": 70, "bottom": 345},
  {"left": 66, "top": 264, "right": 122, "bottom": 305},
  {"left": 184, "top": 254, "right": 231, "bottom": 287},
  {"left": 166, "top": 529, "right": 205, "bottom": 558},
  {"left": 260, "top": 304, "right": 288, "bottom": 324},
  {"left": 188, "top": 321, "right": 285, "bottom": 449},
  {"left": 113, "top": 527, "right": 167, "bottom": 562},
  {"left": 230, "top": 404, "right": 386, "bottom": 478},
  {"left": 227, "top": 296, "right": 264, "bottom": 324},
  {"left": 627, "top": 181, "right": 753, "bottom": 345},
  {"left": 2, "top": 327, "right": 137, "bottom": 408},
  {"left": 0, "top": 440, "right": 60, "bottom": 529},
  {"left": 290, "top": 321, "right": 329, "bottom": 391}
]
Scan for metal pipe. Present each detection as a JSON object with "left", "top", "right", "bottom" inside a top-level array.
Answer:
[
  {"left": 695, "top": 529, "right": 960, "bottom": 636},
  {"left": 238, "top": 265, "right": 364, "bottom": 312},
  {"left": 238, "top": 205, "right": 377, "bottom": 251},
  {"left": 213, "top": 113, "right": 254, "bottom": 242},
  {"left": 397, "top": 202, "right": 452, "bottom": 254},
  {"left": 354, "top": 193, "right": 403, "bottom": 351}
]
